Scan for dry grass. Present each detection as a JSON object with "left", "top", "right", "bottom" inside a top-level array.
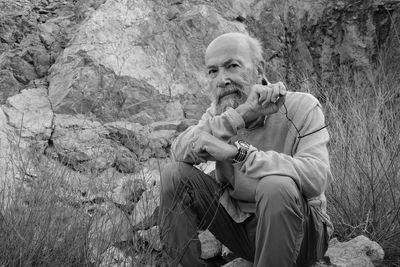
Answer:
[
  {"left": 304, "top": 57, "right": 400, "bottom": 266},
  {"left": 0, "top": 146, "right": 161, "bottom": 266},
  {"left": 0, "top": 156, "right": 93, "bottom": 266}
]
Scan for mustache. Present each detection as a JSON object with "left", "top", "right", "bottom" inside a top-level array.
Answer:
[{"left": 215, "top": 83, "right": 246, "bottom": 103}]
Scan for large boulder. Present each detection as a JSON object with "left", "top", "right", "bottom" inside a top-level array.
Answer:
[
  {"left": 48, "top": 51, "right": 184, "bottom": 124},
  {"left": 47, "top": 0, "right": 248, "bottom": 122}
]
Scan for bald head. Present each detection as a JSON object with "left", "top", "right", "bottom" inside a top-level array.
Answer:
[{"left": 205, "top": 33, "right": 264, "bottom": 66}]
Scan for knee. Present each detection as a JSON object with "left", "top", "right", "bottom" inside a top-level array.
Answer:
[
  {"left": 255, "top": 176, "right": 301, "bottom": 213},
  {"left": 160, "top": 162, "right": 193, "bottom": 195}
]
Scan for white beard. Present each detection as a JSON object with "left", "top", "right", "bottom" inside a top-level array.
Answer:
[{"left": 214, "top": 92, "right": 247, "bottom": 115}]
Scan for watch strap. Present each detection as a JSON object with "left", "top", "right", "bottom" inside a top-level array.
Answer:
[{"left": 233, "top": 140, "right": 249, "bottom": 163}]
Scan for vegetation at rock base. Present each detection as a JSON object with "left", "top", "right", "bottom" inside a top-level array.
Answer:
[
  {"left": 0, "top": 157, "right": 92, "bottom": 266},
  {"left": 0, "top": 151, "right": 163, "bottom": 266},
  {"left": 313, "top": 55, "right": 400, "bottom": 266}
]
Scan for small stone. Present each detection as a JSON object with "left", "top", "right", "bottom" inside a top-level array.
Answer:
[
  {"left": 137, "top": 226, "right": 162, "bottom": 251},
  {"left": 318, "top": 235, "right": 385, "bottom": 267},
  {"left": 199, "top": 229, "right": 222, "bottom": 259},
  {"left": 98, "top": 246, "right": 133, "bottom": 267}
]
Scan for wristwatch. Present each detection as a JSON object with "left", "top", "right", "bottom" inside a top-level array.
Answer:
[{"left": 233, "top": 140, "right": 250, "bottom": 163}]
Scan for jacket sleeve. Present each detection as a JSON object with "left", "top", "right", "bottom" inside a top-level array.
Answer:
[
  {"left": 234, "top": 105, "right": 332, "bottom": 199},
  {"left": 171, "top": 106, "right": 245, "bottom": 164}
]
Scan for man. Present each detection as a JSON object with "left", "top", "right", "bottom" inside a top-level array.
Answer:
[{"left": 159, "top": 32, "right": 333, "bottom": 267}]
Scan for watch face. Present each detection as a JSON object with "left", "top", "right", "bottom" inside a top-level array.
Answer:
[{"left": 237, "top": 140, "right": 250, "bottom": 149}]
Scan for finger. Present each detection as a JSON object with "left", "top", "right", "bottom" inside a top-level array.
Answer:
[
  {"left": 265, "top": 85, "right": 273, "bottom": 103},
  {"left": 254, "top": 85, "right": 267, "bottom": 103},
  {"left": 270, "top": 84, "right": 281, "bottom": 103},
  {"left": 262, "top": 96, "right": 271, "bottom": 107},
  {"left": 260, "top": 84, "right": 274, "bottom": 107},
  {"left": 278, "top": 81, "right": 287, "bottom": 97}
]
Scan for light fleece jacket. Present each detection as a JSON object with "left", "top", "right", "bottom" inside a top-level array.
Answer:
[{"left": 171, "top": 91, "right": 333, "bottom": 232}]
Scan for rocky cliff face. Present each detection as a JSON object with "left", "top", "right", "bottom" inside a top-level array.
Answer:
[
  {"left": 1, "top": 0, "right": 399, "bottom": 177},
  {"left": 0, "top": 0, "right": 398, "bottom": 265}
]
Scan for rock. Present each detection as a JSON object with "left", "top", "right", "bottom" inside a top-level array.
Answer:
[
  {"left": 199, "top": 229, "right": 222, "bottom": 259},
  {"left": 0, "top": 87, "right": 53, "bottom": 188},
  {"left": 104, "top": 120, "right": 152, "bottom": 161},
  {"left": 48, "top": 51, "right": 183, "bottom": 123},
  {"left": 3, "top": 0, "right": 398, "bottom": 176},
  {"left": 0, "top": 1, "right": 36, "bottom": 52},
  {"left": 148, "top": 130, "right": 176, "bottom": 158},
  {"left": 87, "top": 173, "right": 159, "bottom": 262},
  {"left": 26, "top": 47, "right": 53, "bottom": 77},
  {"left": 50, "top": 114, "right": 116, "bottom": 172},
  {"left": 114, "top": 150, "right": 139, "bottom": 173},
  {"left": 3, "top": 88, "right": 53, "bottom": 142},
  {"left": 113, "top": 177, "right": 147, "bottom": 205},
  {"left": 105, "top": 121, "right": 176, "bottom": 161},
  {"left": 132, "top": 206, "right": 159, "bottom": 232},
  {"left": 132, "top": 179, "right": 160, "bottom": 230},
  {"left": 221, "top": 245, "right": 236, "bottom": 262},
  {"left": 314, "top": 236, "right": 385, "bottom": 267},
  {"left": 60, "top": 0, "right": 245, "bottom": 97},
  {"left": 0, "top": 70, "right": 22, "bottom": 103},
  {"left": 180, "top": 93, "right": 211, "bottom": 120},
  {"left": 245, "top": 0, "right": 400, "bottom": 87},
  {"left": 97, "top": 246, "right": 133, "bottom": 267},
  {"left": 150, "top": 120, "right": 181, "bottom": 131},
  {"left": 45, "top": 0, "right": 245, "bottom": 124},
  {"left": 0, "top": 52, "right": 38, "bottom": 84},
  {"left": 137, "top": 226, "right": 162, "bottom": 251}
]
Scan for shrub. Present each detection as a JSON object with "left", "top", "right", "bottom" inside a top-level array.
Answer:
[
  {"left": 0, "top": 156, "right": 93, "bottom": 266},
  {"left": 305, "top": 60, "right": 400, "bottom": 265}
]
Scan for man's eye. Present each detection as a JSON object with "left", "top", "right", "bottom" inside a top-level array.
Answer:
[
  {"left": 208, "top": 69, "right": 217, "bottom": 76},
  {"left": 228, "top": 63, "right": 239, "bottom": 69}
]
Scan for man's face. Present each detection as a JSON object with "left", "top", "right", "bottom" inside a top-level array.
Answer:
[{"left": 205, "top": 35, "right": 259, "bottom": 115}]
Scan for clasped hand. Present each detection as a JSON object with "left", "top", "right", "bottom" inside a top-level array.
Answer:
[
  {"left": 237, "top": 81, "right": 287, "bottom": 125},
  {"left": 191, "top": 131, "right": 237, "bottom": 162}
]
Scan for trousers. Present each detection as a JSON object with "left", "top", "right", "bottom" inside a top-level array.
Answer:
[{"left": 159, "top": 162, "right": 329, "bottom": 267}]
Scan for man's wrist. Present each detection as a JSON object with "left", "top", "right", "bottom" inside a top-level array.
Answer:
[
  {"left": 227, "top": 145, "right": 238, "bottom": 161},
  {"left": 235, "top": 104, "right": 251, "bottom": 124},
  {"left": 232, "top": 140, "right": 250, "bottom": 163}
]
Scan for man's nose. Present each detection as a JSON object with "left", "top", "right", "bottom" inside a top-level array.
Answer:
[{"left": 216, "top": 69, "right": 231, "bottom": 87}]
